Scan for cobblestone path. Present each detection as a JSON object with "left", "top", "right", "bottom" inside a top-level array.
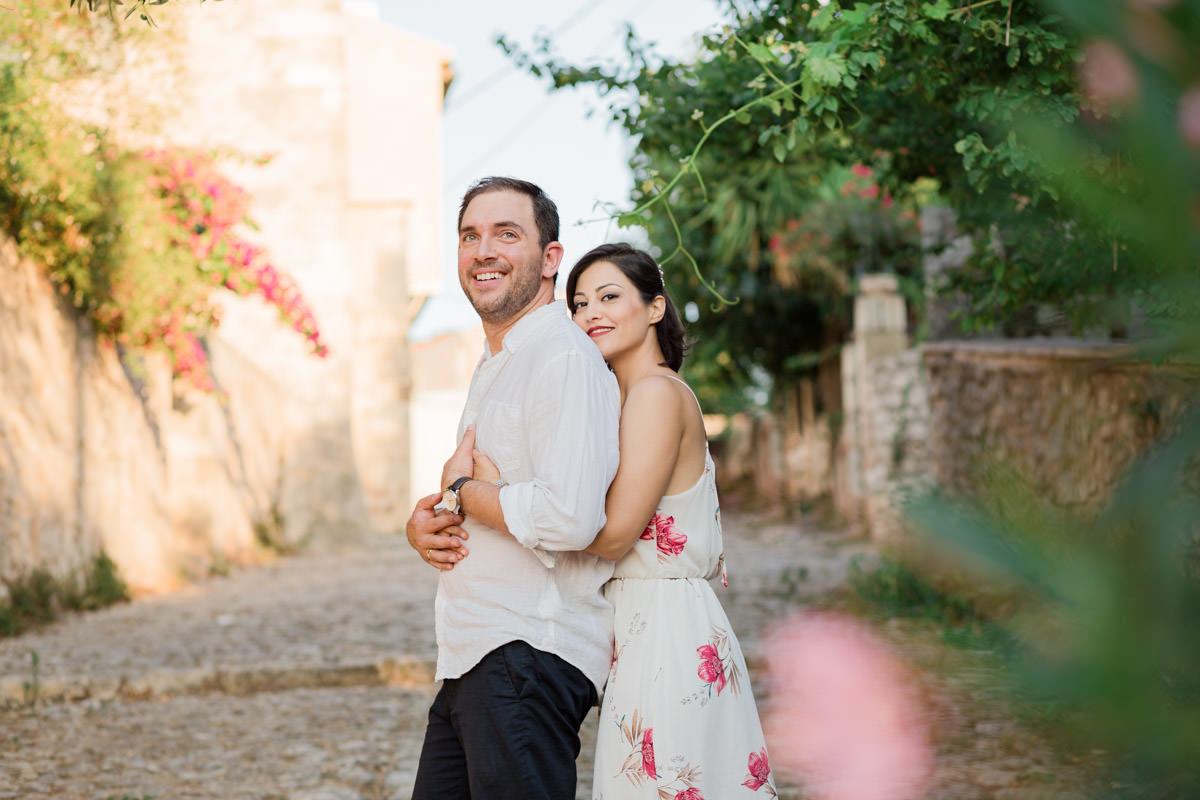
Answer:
[{"left": 0, "top": 513, "right": 1094, "bottom": 799}]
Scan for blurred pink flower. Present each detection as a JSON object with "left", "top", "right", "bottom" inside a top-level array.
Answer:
[
  {"left": 851, "top": 163, "right": 873, "bottom": 178},
  {"left": 1180, "top": 85, "right": 1200, "bottom": 149},
  {"left": 641, "top": 728, "right": 657, "bottom": 780},
  {"left": 1080, "top": 39, "right": 1139, "bottom": 113},
  {"left": 763, "top": 612, "right": 932, "bottom": 800}
]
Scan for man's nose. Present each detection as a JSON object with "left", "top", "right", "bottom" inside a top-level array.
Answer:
[{"left": 475, "top": 234, "right": 497, "bottom": 260}]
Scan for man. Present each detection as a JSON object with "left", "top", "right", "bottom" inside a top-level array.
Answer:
[{"left": 405, "top": 176, "right": 621, "bottom": 799}]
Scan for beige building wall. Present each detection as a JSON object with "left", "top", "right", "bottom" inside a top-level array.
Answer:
[
  {"left": 159, "top": 1, "right": 453, "bottom": 541},
  {"left": 0, "top": 2, "right": 454, "bottom": 593}
]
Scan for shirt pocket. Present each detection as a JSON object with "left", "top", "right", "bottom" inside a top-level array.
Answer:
[{"left": 476, "top": 401, "right": 522, "bottom": 475}]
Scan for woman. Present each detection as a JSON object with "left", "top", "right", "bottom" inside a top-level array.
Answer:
[{"left": 475, "top": 243, "right": 776, "bottom": 799}]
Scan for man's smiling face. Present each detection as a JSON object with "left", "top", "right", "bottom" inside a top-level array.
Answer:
[{"left": 457, "top": 189, "right": 546, "bottom": 325}]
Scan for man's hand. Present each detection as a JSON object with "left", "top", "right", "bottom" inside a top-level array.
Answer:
[
  {"left": 406, "top": 491, "right": 469, "bottom": 571},
  {"left": 441, "top": 425, "right": 476, "bottom": 493}
]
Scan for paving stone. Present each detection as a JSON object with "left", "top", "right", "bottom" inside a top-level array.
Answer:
[{"left": 0, "top": 511, "right": 1103, "bottom": 799}]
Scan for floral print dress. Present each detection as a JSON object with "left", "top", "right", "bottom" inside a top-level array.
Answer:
[{"left": 592, "top": 427, "right": 776, "bottom": 799}]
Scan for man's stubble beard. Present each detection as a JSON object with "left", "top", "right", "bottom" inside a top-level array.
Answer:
[{"left": 463, "top": 255, "right": 543, "bottom": 325}]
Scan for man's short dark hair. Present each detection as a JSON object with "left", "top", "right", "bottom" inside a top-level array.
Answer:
[{"left": 458, "top": 176, "right": 560, "bottom": 251}]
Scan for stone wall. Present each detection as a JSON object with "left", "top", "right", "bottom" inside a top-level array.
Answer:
[
  {"left": 716, "top": 407, "right": 834, "bottom": 509},
  {"left": 1, "top": 243, "right": 202, "bottom": 593},
  {"left": 923, "top": 341, "right": 1198, "bottom": 514}
]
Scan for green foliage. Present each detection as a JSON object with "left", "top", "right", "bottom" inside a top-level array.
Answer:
[
  {"left": 503, "top": 0, "right": 1120, "bottom": 406},
  {"left": 68, "top": 552, "right": 130, "bottom": 611},
  {"left": 0, "top": 553, "right": 129, "bottom": 638},
  {"left": 910, "top": 409, "right": 1200, "bottom": 795},
  {"left": 70, "top": 0, "right": 206, "bottom": 27},
  {"left": 849, "top": 555, "right": 979, "bottom": 626},
  {"left": 1, "top": 4, "right": 326, "bottom": 388},
  {"left": 901, "top": 1, "right": 1200, "bottom": 785}
]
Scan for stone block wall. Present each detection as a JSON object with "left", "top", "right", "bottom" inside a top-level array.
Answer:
[
  {"left": 715, "top": 409, "right": 834, "bottom": 508},
  {"left": 923, "top": 341, "right": 1198, "bottom": 514},
  {"left": 1, "top": 244, "right": 208, "bottom": 593}
]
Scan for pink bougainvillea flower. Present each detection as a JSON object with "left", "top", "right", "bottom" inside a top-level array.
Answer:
[
  {"left": 641, "top": 728, "right": 657, "bottom": 780},
  {"left": 763, "top": 611, "right": 933, "bottom": 800},
  {"left": 697, "top": 643, "right": 727, "bottom": 694},
  {"left": 850, "top": 163, "right": 873, "bottom": 178},
  {"left": 742, "top": 747, "right": 772, "bottom": 790},
  {"left": 857, "top": 183, "right": 880, "bottom": 201}
]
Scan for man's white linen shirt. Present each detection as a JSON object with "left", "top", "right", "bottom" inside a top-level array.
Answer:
[{"left": 434, "top": 300, "right": 621, "bottom": 694}]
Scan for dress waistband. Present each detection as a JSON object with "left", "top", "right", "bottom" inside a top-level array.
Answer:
[{"left": 608, "top": 575, "right": 710, "bottom": 582}]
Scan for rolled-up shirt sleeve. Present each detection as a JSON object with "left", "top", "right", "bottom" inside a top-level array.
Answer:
[{"left": 499, "top": 347, "right": 620, "bottom": 555}]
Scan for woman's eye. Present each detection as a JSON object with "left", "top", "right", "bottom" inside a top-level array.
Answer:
[{"left": 602, "top": 293, "right": 618, "bottom": 301}]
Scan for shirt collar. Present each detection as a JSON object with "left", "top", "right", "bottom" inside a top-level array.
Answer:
[{"left": 484, "top": 300, "right": 568, "bottom": 357}]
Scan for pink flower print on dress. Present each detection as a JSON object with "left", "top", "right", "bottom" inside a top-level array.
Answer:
[
  {"left": 675, "top": 789, "right": 704, "bottom": 800},
  {"left": 641, "top": 728, "right": 657, "bottom": 780},
  {"left": 640, "top": 512, "right": 687, "bottom": 561},
  {"left": 696, "top": 643, "right": 727, "bottom": 694},
  {"left": 743, "top": 748, "right": 776, "bottom": 794}
]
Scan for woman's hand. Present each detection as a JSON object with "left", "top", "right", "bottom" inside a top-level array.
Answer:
[
  {"left": 472, "top": 449, "right": 501, "bottom": 483},
  {"left": 441, "top": 425, "right": 476, "bottom": 491}
]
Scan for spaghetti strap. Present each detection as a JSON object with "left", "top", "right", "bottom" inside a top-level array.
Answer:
[{"left": 658, "top": 373, "right": 704, "bottom": 416}]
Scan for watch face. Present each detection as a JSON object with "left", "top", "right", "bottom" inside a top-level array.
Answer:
[{"left": 442, "top": 489, "right": 458, "bottom": 513}]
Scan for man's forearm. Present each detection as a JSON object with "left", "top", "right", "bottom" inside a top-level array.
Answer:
[{"left": 457, "top": 479, "right": 508, "bottom": 534}]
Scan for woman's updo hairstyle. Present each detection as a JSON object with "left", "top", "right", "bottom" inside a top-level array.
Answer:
[{"left": 566, "top": 243, "right": 690, "bottom": 371}]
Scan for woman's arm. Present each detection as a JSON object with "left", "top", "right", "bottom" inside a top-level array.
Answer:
[{"left": 584, "top": 376, "right": 684, "bottom": 561}]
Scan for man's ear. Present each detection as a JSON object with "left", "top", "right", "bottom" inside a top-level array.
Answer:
[{"left": 542, "top": 241, "right": 564, "bottom": 279}]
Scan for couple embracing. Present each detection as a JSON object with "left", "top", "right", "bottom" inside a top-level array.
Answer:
[{"left": 405, "top": 177, "right": 776, "bottom": 800}]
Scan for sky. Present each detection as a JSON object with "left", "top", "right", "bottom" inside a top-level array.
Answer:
[{"left": 367, "top": 0, "right": 731, "bottom": 340}]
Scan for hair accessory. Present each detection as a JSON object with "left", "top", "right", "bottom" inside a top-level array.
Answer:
[{"left": 656, "top": 262, "right": 666, "bottom": 288}]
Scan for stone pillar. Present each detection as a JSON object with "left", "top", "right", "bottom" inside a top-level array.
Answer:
[
  {"left": 843, "top": 273, "right": 913, "bottom": 538},
  {"left": 854, "top": 273, "right": 909, "bottom": 361}
]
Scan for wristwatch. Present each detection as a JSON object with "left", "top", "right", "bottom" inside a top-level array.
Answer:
[{"left": 441, "top": 476, "right": 473, "bottom": 516}]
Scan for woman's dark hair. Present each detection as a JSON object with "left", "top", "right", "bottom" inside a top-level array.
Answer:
[{"left": 566, "top": 243, "right": 689, "bottom": 371}]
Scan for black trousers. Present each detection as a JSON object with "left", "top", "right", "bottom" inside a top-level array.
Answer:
[{"left": 412, "top": 640, "right": 598, "bottom": 800}]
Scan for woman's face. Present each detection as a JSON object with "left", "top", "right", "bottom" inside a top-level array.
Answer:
[{"left": 571, "top": 260, "right": 663, "bottom": 363}]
